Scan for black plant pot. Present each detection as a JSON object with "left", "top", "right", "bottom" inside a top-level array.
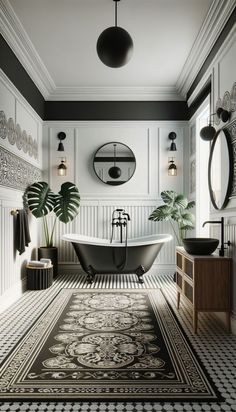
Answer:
[{"left": 38, "top": 247, "right": 58, "bottom": 278}]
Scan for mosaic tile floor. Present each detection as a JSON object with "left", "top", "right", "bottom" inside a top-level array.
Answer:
[{"left": 0, "top": 271, "right": 236, "bottom": 411}]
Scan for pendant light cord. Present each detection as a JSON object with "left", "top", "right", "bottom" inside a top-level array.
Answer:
[
  {"left": 115, "top": 0, "right": 118, "bottom": 27},
  {"left": 114, "top": 144, "right": 117, "bottom": 166}
]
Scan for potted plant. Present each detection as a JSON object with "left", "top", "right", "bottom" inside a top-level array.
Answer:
[
  {"left": 149, "top": 190, "right": 195, "bottom": 245},
  {"left": 24, "top": 181, "right": 80, "bottom": 277}
]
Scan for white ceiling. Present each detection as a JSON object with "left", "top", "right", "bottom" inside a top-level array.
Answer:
[{"left": 1, "top": 0, "right": 234, "bottom": 100}]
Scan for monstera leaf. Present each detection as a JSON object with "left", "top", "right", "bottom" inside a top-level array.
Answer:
[
  {"left": 54, "top": 182, "right": 80, "bottom": 224},
  {"left": 161, "top": 191, "right": 188, "bottom": 209},
  {"left": 186, "top": 200, "right": 195, "bottom": 210},
  {"left": 149, "top": 190, "right": 195, "bottom": 245},
  {"left": 179, "top": 212, "right": 195, "bottom": 230},
  {"left": 149, "top": 205, "right": 174, "bottom": 221},
  {"left": 26, "top": 182, "right": 57, "bottom": 218},
  {"left": 24, "top": 180, "right": 80, "bottom": 247}
]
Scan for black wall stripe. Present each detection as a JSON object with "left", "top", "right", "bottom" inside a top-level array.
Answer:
[
  {"left": 188, "top": 77, "right": 212, "bottom": 119},
  {"left": 0, "top": 6, "right": 235, "bottom": 122},
  {"left": 44, "top": 101, "right": 189, "bottom": 121},
  {"left": 0, "top": 34, "right": 45, "bottom": 119},
  {"left": 187, "top": 7, "right": 236, "bottom": 101}
]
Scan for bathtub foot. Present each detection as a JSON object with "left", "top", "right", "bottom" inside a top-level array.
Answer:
[
  {"left": 86, "top": 265, "right": 96, "bottom": 283},
  {"left": 135, "top": 265, "right": 145, "bottom": 284}
]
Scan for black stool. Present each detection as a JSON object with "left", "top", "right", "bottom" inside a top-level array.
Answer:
[{"left": 27, "top": 265, "right": 53, "bottom": 290}]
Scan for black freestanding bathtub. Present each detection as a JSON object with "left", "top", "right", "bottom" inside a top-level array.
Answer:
[{"left": 62, "top": 234, "right": 172, "bottom": 283}]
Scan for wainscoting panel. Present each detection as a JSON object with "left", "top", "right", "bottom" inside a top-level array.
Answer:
[
  {"left": 46, "top": 201, "right": 177, "bottom": 270},
  {"left": 0, "top": 189, "right": 39, "bottom": 311}
]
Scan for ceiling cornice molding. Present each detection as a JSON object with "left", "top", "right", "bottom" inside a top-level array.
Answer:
[
  {"left": 0, "top": 0, "right": 55, "bottom": 99},
  {"left": 176, "top": 0, "right": 236, "bottom": 99},
  {"left": 47, "top": 86, "right": 184, "bottom": 101}
]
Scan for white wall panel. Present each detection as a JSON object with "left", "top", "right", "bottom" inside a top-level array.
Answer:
[
  {"left": 159, "top": 126, "right": 184, "bottom": 194},
  {"left": 217, "top": 28, "right": 236, "bottom": 101},
  {"left": 0, "top": 78, "right": 15, "bottom": 120},
  {"left": 43, "top": 121, "right": 187, "bottom": 272},
  {"left": 75, "top": 125, "right": 154, "bottom": 199},
  {"left": 0, "top": 189, "right": 39, "bottom": 309},
  {"left": 0, "top": 70, "right": 42, "bottom": 169},
  {"left": 0, "top": 71, "right": 43, "bottom": 310}
]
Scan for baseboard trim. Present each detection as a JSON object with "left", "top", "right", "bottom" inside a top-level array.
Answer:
[
  {"left": 231, "top": 312, "right": 236, "bottom": 336},
  {"left": 0, "top": 277, "right": 27, "bottom": 313}
]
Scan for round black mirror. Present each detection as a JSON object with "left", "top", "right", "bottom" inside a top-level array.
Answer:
[
  {"left": 208, "top": 128, "right": 233, "bottom": 209},
  {"left": 93, "top": 142, "right": 136, "bottom": 185}
]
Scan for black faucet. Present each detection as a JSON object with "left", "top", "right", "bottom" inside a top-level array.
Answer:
[
  {"left": 111, "top": 209, "right": 130, "bottom": 243},
  {"left": 202, "top": 217, "right": 224, "bottom": 256}
]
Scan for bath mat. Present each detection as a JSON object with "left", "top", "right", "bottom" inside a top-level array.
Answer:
[{"left": 0, "top": 288, "right": 221, "bottom": 401}]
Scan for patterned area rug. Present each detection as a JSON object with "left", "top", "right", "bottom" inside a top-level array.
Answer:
[{"left": 0, "top": 288, "right": 221, "bottom": 401}]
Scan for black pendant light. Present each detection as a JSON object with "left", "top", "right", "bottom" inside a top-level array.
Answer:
[
  {"left": 97, "top": 0, "right": 133, "bottom": 68},
  {"left": 108, "top": 144, "right": 122, "bottom": 179}
]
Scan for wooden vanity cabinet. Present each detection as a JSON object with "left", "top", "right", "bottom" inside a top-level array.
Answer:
[{"left": 176, "top": 247, "right": 232, "bottom": 333}]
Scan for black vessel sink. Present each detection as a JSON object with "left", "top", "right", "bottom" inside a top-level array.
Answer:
[{"left": 182, "top": 238, "right": 219, "bottom": 255}]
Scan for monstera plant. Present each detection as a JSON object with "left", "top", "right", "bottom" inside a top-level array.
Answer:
[
  {"left": 24, "top": 181, "right": 80, "bottom": 277},
  {"left": 24, "top": 181, "right": 80, "bottom": 247},
  {"left": 149, "top": 191, "right": 195, "bottom": 245}
]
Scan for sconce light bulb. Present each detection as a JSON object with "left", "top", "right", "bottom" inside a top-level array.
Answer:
[
  {"left": 168, "top": 158, "right": 177, "bottom": 176},
  {"left": 58, "top": 159, "right": 67, "bottom": 176}
]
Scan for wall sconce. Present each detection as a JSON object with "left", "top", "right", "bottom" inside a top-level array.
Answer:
[
  {"left": 57, "top": 132, "right": 66, "bottom": 151},
  {"left": 215, "top": 107, "right": 230, "bottom": 122},
  {"left": 200, "top": 113, "right": 216, "bottom": 141},
  {"left": 168, "top": 132, "right": 177, "bottom": 151},
  {"left": 58, "top": 158, "right": 67, "bottom": 176},
  {"left": 200, "top": 103, "right": 231, "bottom": 141},
  {"left": 168, "top": 157, "right": 177, "bottom": 176}
]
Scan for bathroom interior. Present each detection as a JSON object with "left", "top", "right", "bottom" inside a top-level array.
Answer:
[{"left": 0, "top": 0, "right": 236, "bottom": 410}]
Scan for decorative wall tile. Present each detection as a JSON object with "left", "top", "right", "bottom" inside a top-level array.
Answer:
[
  {"left": 226, "top": 119, "right": 236, "bottom": 197},
  {"left": 0, "top": 111, "right": 7, "bottom": 139},
  {"left": 0, "top": 146, "right": 41, "bottom": 191},
  {"left": 231, "top": 82, "right": 236, "bottom": 112},
  {"left": 0, "top": 110, "right": 38, "bottom": 159}
]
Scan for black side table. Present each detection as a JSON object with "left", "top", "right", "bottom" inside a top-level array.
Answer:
[{"left": 27, "top": 265, "right": 53, "bottom": 290}]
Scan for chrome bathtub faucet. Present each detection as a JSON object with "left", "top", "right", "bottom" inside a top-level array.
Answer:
[{"left": 111, "top": 209, "right": 131, "bottom": 243}]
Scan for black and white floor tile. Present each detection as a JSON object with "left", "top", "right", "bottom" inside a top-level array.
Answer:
[{"left": 0, "top": 271, "right": 236, "bottom": 412}]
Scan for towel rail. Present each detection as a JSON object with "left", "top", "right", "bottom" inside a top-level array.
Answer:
[
  {"left": 10, "top": 208, "right": 19, "bottom": 216},
  {"left": 10, "top": 208, "right": 29, "bottom": 216}
]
